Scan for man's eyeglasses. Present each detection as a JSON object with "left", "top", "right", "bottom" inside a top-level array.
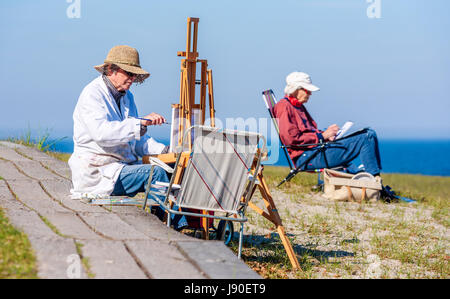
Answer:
[{"left": 302, "top": 88, "right": 312, "bottom": 96}]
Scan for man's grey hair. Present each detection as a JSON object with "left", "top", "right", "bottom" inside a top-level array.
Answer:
[{"left": 102, "top": 63, "right": 146, "bottom": 84}]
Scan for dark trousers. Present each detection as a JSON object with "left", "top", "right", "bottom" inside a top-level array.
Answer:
[{"left": 294, "top": 129, "right": 382, "bottom": 175}]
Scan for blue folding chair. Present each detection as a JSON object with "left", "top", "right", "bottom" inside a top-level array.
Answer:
[{"left": 262, "top": 89, "right": 342, "bottom": 187}]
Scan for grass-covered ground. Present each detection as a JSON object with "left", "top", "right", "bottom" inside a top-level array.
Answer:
[{"left": 229, "top": 166, "right": 449, "bottom": 278}]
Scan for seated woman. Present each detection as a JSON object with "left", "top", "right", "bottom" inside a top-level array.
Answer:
[
  {"left": 69, "top": 45, "right": 187, "bottom": 230},
  {"left": 273, "top": 71, "right": 382, "bottom": 178}
]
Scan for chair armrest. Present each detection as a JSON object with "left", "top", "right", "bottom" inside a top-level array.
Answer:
[
  {"left": 282, "top": 143, "right": 323, "bottom": 149},
  {"left": 153, "top": 181, "right": 181, "bottom": 190},
  {"left": 147, "top": 156, "right": 175, "bottom": 173}
]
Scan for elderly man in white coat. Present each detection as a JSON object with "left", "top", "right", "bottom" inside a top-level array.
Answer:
[{"left": 69, "top": 45, "right": 187, "bottom": 230}]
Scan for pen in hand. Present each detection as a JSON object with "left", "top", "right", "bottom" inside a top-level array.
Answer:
[{"left": 137, "top": 117, "right": 171, "bottom": 126}]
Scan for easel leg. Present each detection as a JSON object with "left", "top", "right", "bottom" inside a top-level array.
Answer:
[
  {"left": 201, "top": 210, "right": 210, "bottom": 240},
  {"left": 248, "top": 173, "right": 301, "bottom": 270}
]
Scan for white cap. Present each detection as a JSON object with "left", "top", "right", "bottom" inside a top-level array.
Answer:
[{"left": 284, "top": 71, "right": 320, "bottom": 95}]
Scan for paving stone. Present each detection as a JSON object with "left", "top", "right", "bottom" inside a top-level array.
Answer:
[
  {"left": 108, "top": 205, "right": 147, "bottom": 216},
  {"left": 0, "top": 159, "right": 28, "bottom": 180},
  {"left": 44, "top": 212, "right": 103, "bottom": 240},
  {"left": 175, "top": 241, "right": 261, "bottom": 279},
  {"left": 0, "top": 144, "right": 29, "bottom": 161},
  {"left": 7, "top": 178, "right": 69, "bottom": 214},
  {"left": 5, "top": 144, "right": 71, "bottom": 179},
  {"left": 15, "top": 146, "right": 56, "bottom": 161},
  {"left": 38, "top": 177, "right": 71, "bottom": 198},
  {"left": 0, "top": 144, "right": 61, "bottom": 181},
  {"left": 29, "top": 236, "right": 88, "bottom": 279},
  {"left": 5, "top": 208, "right": 58, "bottom": 239},
  {"left": 14, "top": 160, "right": 61, "bottom": 180},
  {"left": 78, "top": 212, "right": 150, "bottom": 240},
  {"left": 0, "top": 141, "right": 28, "bottom": 150},
  {"left": 0, "top": 180, "right": 56, "bottom": 239},
  {"left": 125, "top": 240, "right": 206, "bottom": 279},
  {"left": 39, "top": 177, "right": 72, "bottom": 197},
  {"left": 116, "top": 209, "right": 198, "bottom": 242},
  {"left": 78, "top": 239, "right": 147, "bottom": 279},
  {"left": 39, "top": 179, "right": 106, "bottom": 214},
  {"left": 40, "top": 160, "right": 72, "bottom": 180},
  {"left": 65, "top": 199, "right": 111, "bottom": 214},
  {"left": 1, "top": 207, "right": 55, "bottom": 239},
  {"left": 5, "top": 178, "right": 102, "bottom": 240}
]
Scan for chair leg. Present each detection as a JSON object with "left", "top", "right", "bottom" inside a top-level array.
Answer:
[
  {"left": 166, "top": 210, "right": 172, "bottom": 228},
  {"left": 317, "top": 171, "right": 323, "bottom": 185},
  {"left": 238, "top": 222, "right": 244, "bottom": 259},
  {"left": 142, "top": 165, "right": 155, "bottom": 210}
]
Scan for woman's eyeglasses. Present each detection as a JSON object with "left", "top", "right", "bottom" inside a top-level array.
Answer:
[{"left": 122, "top": 70, "right": 137, "bottom": 78}]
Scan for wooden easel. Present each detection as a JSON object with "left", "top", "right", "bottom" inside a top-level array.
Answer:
[
  {"left": 143, "top": 17, "right": 300, "bottom": 270},
  {"left": 174, "top": 17, "right": 215, "bottom": 150}
]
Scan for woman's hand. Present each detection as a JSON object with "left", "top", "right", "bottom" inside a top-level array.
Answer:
[
  {"left": 140, "top": 113, "right": 166, "bottom": 126},
  {"left": 323, "top": 124, "right": 339, "bottom": 141}
]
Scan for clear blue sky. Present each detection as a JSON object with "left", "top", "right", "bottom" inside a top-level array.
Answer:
[{"left": 1, "top": 0, "right": 449, "bottom": 141}]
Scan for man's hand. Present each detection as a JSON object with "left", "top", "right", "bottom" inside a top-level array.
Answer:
[
  {"left": 140, "top": 113, "right": 166, "bottom": 126},
  {"left": 323, "top": 124, "right": 339, "bottom": 141}
]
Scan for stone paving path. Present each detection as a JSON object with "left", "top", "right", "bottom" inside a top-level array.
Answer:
[{"left": 0, "top": 141, "right": 260, "bottom": 279}]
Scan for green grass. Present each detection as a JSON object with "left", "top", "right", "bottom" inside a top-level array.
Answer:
[
  {"left": 382, "top": 173, "right": 450, "bottom": 226},
  {"left": 46, "top": 152, "right": 71, "bottom": 162},
  {"left": 262, "top": 165, "right": 319, "bottom": 194},
  {"left": 369, "top": 222, "right": 448, "bottom": 277},
  {"left": 6, "top": 127, "right": 67, "bottom": 153},
  {"left": 0, "top": 207, "right": 38, "bottom": 279}
]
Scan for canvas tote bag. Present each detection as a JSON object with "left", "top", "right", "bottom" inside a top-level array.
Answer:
[{"left": 323, "top": 169, "right": 382, "bottom": 202}]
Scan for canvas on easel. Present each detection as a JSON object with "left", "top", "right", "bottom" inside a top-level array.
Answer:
[{"left": 169, "top": 107, "right": 202, "bottom": 153}]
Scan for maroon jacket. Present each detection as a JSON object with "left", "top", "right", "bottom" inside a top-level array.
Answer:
[{"left": 273, "top": 96, "right": 324, "bottom": 163}]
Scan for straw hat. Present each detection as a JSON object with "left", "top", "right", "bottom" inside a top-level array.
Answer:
[{"left": 94, "top": 45, "right": 150, "bottom": 79}]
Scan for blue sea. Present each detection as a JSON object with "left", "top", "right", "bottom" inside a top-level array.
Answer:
[{"left": 47, "top": 138, "right": 450, "bottom": 177}]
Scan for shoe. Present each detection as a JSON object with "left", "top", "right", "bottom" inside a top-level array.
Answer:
[
  {"left": 174, "top": 224, "right": 189, "bottom": 232},
  {"left": 380, "top": 185, "right": 396, "bottom": 202}
]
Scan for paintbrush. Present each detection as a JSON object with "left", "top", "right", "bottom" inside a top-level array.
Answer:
[{"left": 137, "top": 117, "right": 171, "bottom": 125}]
